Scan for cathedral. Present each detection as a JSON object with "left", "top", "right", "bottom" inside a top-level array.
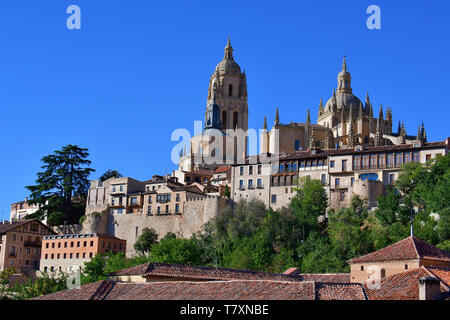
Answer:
[{"left": 178, "top": 39, "right": 428, "bottom": 172}]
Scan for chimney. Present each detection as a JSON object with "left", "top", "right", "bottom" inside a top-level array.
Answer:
[
  {"left": 283, "top": 267, "right": 300, "bottom": 276},
  {"left": 419, "top": 276, "right": 441, "bottom": 300}
]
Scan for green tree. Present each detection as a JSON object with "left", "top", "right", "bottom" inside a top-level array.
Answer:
[
  {"left": 151, "top": 238, "right": 203, "bottom": 265},
  {"left": 26, "top": 145, "right": 94, "bottom": 225},
  {"left": 99, "top": 170, "right": 122, "bottom": 182},
  {"left": 134, "top": 228, "right": 159, "bottom": 254}
]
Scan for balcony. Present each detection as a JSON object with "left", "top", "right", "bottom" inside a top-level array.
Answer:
[{"left": 24, "top": 240, "right": 42, "bottom": 248}]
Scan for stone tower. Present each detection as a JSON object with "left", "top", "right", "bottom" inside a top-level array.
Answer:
[{"left": 207, "top": 37, "right": 248, "bottom": 133}]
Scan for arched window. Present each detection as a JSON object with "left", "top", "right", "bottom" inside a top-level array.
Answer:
[
  {"left": 294, "top": 140, "right": 300, "bottom": 151},
  {"left": 229, "top": 84, "right": 233, "bottom": 97},
  {"left": 233, "top": 111, "right": 239, "bottom": 129},
  {"left": 380, "top": 268, "right": 386, "bottom": 279},
  {"left": 222, "top": 110, "right": 227, "bottom": 129}
]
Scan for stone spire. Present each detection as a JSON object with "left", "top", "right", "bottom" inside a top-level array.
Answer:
[
  {"left": 417, "top": 125, "right": 422, "bottom": 141},
  {"left": 319, "top": 98, "right": 324, "bottom": 115},
  {"left": 348, "top": 106, "right": 354, "bottom": 147},
  {"left": 401, "top": 122, "right": 406, "bottom": 144},
  {"left": 375, "top": 116, "right": 383, "bottom": 147},
  {"left": 224, "top": 36, "right": 233, "bottom": 60},
  {"left": 397, "top": 121, "right": 402, "bottom": 135},
  {"left": 365, "top": 92, "right": 371, "bottom": 109},
  {"left": 324, "top": 124, "right": 334, "bottom": 150},
  {"left": 306, "top": 109, "right": 311, "bottom": 125},
  {"left": 379, "top": 104, "right": 384, "bottom": 121},
  {"left": 358, "top": 102, "right": 364, "bottom": 119},
  {"left": 422, "top": 124, "right": 427, "bottom": 143},
  {"left": 275, "top": 107, "right": 280, "bottom": 127},
  {"left": 309, "top": 127, "right": 316, "bottom": 149},
  {"left": 263, "top": 116, "right": 267, "bottom": 130},
  {"left": 337, "top": 56, "right": 352, "bottom": 93}
]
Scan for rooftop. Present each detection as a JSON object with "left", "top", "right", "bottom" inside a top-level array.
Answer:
[
  {"left": 348, "top": 236, "right": 450, "bottom": 264},
  {"left": 33, "top": 280, "right": 366, "bottom": 300}
]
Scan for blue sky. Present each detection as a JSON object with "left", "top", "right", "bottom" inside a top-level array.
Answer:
[{"left": 0, "top": 0, "right": 449, "bottom": 220}]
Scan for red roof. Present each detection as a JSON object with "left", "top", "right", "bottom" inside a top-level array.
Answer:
[
  {"left": 348, "top": 236, "right": 450, "bottom": 263},
  {"left": 110, "top": 262, "right": 302, "bottom": 282},
  {"left": 214, "top": 166, "right": 231, "bottom": 173},
  {"left": 365, "top": 266, "right": 450, "bottom": 300},
  {"left": 34, "top": 280, "right": 366, "bottom": 300},
  {"left": 301, "top": 273, "right": 351, "bottom": 283}
]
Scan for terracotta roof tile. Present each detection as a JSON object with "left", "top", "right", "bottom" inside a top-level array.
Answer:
[
  {"left": 365, "top": 266, "right": 449, "bottom": 300},
  {"left": 110, "top": 262, "right": 302, "bottom": 282},
  {"left": 348, "top": 236, "right": 450, "bottom": 263},
  {"left": 300, "top": 273, "right": 351, "bottom": 283},
  {"left": 34, "top": 280, "right": 366, "bottom": 300}
]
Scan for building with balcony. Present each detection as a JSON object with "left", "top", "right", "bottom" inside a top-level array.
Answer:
[
  {"left": 0, "top": 219, "right": 55, "bottom": 276},
  {"left": 39, "top": 233, "right": 126, "bottom": 274},
  {"left": 10, "top": 198, "right": 43, "bottom": 223}
]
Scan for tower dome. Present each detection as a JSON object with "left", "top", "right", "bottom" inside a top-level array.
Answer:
[{"left": 214, "top": 36, "right": 241, "bottom": 75}]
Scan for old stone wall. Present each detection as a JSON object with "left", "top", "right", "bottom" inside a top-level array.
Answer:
[{"left": 84, "top": 196, "right": 231, "bottom": 257}]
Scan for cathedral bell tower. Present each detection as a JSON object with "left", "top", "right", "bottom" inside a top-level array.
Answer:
[{"left": 207, "top": 37, "right": 248, "bottom": 133}]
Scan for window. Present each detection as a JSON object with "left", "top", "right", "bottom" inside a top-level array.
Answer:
[
  {"left": 249, "top": 166, "right": 253, "bottom": 175},
  {"left": 300, "top": 161, "right": 305, "bottom": 168},
  {"left": 240, "top": 167, "right": 244, "bottom": 175},
  {"left": 379, "top": 154, "right": 386, "bottom": 168},
  {"left": 257, "top": 179, "right": 262, "bottom": 188},
  {"left": 413, "top": 152, "right": 420, "bottom": 163},
  {"left": 395, "top": 153, "right": 403, "bottom": 167},
  {"left": 89, "top": 253, "right": 93, "bottom": 258},
  {"left": 271, "top": 195, "right": 277, "bottom": 204},
  {"left": 321, "top": 174, "right": 327, "bottom": 184},
  {"left": 389, "top": 174, "right": 395, "bottom": 185},
  {"left": 165, "top": 205, "right": 169, "bottom": 213},
  {"left": 90, "top": 241, "right": 94, "bottom": 247},
  {"left": 381, "top": 269, "right": 386, "bottom": 279},
  {"left": 46, "top": 243, "right": 49, "bottom": 249},
  {"left": 76, "top": 253, "right": 79, "bottom": 259},
  {"left": 279, "top": 164, "right": 284, "bottom": 172},
  {"left": 175, "top": 204, "right": 179, "bottom": 213},
  {"left": 77, "top": 241, "right": 80, "bottom": 247},
  {"left": 405, "top": 264, "right": 408, "bottom": 270},
  {"left": 45, "top": 254, "right": 48, "bottom": 259},
  {"left": 335, "top": 178, "right": 340, "bottom": 187},
  {"left": 148, "top": 196, "right": 152, "bottom": 204},
  {"left": 370, "top": 154, "right": 378, "bottom": 169},
  {"left": 387, "top": 153, "right": 394, "bottom": 168},
  {"left": 294, "top": 140, "right": 300, "bottom": 151},
  {"left": 58, "top": 242, "right": 61, "bottom": 248},
  {"left": 12, "top": 234, "right": 16, "bottom": 241},
  {"left": 362, "top": 155, "right": 369, "bottom": 169},
  {"left": 63, "top": 253, "right": 66, "bottom": 259},
  {"left": 342, "top": 160, "right": 347, "bottom": 172},
  {"left": 70, "top": 253, "right": 73, "bottom": 259},
  {"left": 64, "top": 242, "right": 67, "bottom": 248},
  {"left": 157, "top": 207, "right": 161, "bottom": 214},
  {"left": 228, "top": 84, "right": 233, "bottom": 96},
  {"left": 248, "top": 179, "right": 253, "bottom": 188},
  {"left": 257, "top": 165, "right": 262, "bottom": 174},
  {"left": 70, "top": 242, "right": 74, "bottom": 248},
  {"left": 353, "top": 155, "right": 361, "bottom": 170},
  {"left": 176, "top": 194, "right": 180, "bottom": 202},
  {"left": 51, "top": 243, "right": 55, "bottom": 249},
  {"left": 426, "top": 154, "right": 431, "bottom": 161},
  {"left": 233, "top": 111, "right": 238, "bottom": 129},
  {"left": 83, "top": 253, "right": 86, "bottom": 259},
  {"left": 361, "top": 266, "right": 364, "bottom": 271},
  {"left": 130, "top": 197, "right": 137, "bottom": 205},
  {"left": 351, "top": 177, "right": 355, "bottom": 186},
  {"left": 239, "top": 180, "right": 244, "bottom": 189},
  {"left": 330, "top": 161, "right": 335, "bottom": 168},
  {"left": 147, "top": 207, "right": 152, "bottom": 214},
  {"left": 293, "top": 162, "right": 298, "bottom": 171},
  {"left": 83, "top": 241, "right": 87, "bottom": 247}
]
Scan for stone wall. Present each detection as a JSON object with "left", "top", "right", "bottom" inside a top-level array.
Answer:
[{"left": 83, "top": 196, "right": 231, "bottom": 257}]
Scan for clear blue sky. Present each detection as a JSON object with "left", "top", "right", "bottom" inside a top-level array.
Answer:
[{"left": 0, "top": 0, "right": 449, "bottom": 220}]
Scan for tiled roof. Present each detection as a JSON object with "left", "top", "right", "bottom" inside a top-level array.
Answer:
[
  {"left": 365, "top": 266, "right": 449, "bottom": 300},
  {"left": 0, "top": 219, "right": 55, "bottom": 235},
  {"left": 214, "top": 166, "right": 231, "bottom": 173},
  {"left": 348, "top": 236, "right": 450, "bottom": 263},
  {"left": 300, "top": 273, "right": 351, "bottom": 283},
  {"left": 315, "top": 283, "right": 367, "bottom": 300},
  {"left": 34, "top": 280, "right": 367, "bottom": 300},
  {"left": 110, "top": 262, "right": 303, "bottom": 282},
  {"left": 426, "top": 266, "right": 450, "bottom": 288}
]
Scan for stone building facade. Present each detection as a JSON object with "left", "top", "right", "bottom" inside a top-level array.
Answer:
[
  {"left": 39, "top": 233, "right": 126, "bottom": 274},
  {"left": 0, "top": 219, "right": 55, "bottom": 276},
  {"left": 231, "top": 139, "right": 449, "bottom": 210}
]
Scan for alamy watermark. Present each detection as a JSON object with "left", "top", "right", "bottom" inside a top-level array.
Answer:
[
  {"left": 366, "top": 5, "right": 381, "bottom": 30},
  {"left": 66, "top": 5, "right": 81, "bottom": 30}
]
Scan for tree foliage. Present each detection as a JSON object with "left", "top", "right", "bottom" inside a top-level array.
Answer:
[
  {"left": 134, "top": 227, "right": 159, "bottom": 254},
  {"left": 26, "top": 145, "right": 94, "bottom": 225}
]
